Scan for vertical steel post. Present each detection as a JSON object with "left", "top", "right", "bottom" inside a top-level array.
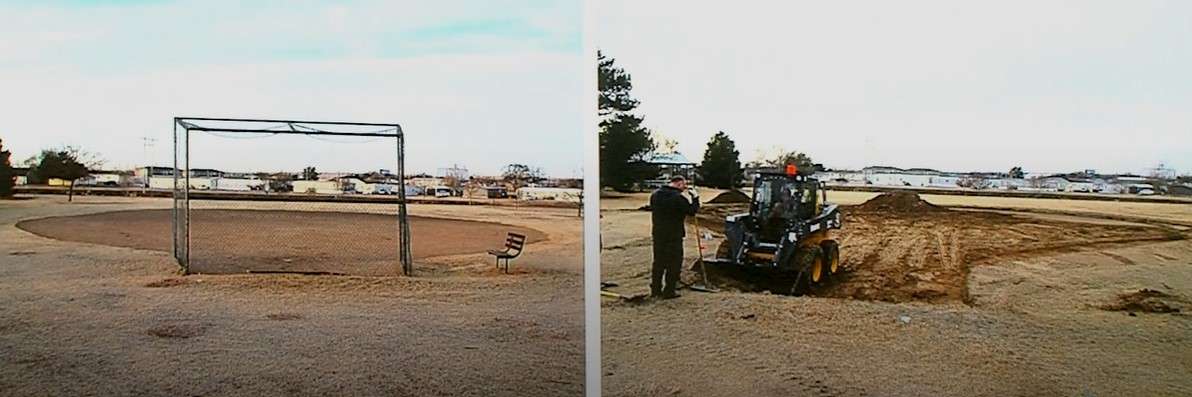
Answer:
[
  {"left": 396, "top": 129, "right": 413, "bottom": 275},
  {"left": 172, "top": 118, "right": 178, "bottom": 267},
  {"left": 183, "top": 125, "right": 191, "bottom": 274}
]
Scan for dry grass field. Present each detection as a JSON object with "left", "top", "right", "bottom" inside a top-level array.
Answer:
[{"left": 1, "top": 195, "right": 584, "bottom": 397}]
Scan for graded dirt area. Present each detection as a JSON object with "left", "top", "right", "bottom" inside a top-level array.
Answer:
[
  {"left": 17, "top": 209, "right": 545, "bottom": 275},
  {"left": 602, "top": 191, "right": 1192, "bottom": 396},
  {"left": 696, "top": 193, "right": 1181, "bottom": 303},
  {"left": 1, "top": 195, "right": 583, "bottom": 396}
]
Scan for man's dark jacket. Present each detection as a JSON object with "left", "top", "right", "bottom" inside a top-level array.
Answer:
[{"left": 650, "top": 185, "right": 699, "bottom": 241}]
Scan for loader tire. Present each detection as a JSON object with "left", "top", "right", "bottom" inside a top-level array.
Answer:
[
  {"left": 787, "top": 246, "right": 823, "bottom": 296},
  {"left": 808, "top": 248, "right": 826, "bottom": 284},
  {"left": 820, "top": 240, "right": 840, "bottom": 276}
]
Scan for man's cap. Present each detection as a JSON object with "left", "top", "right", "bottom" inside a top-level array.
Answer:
[{"left": 669, "top": 175, "right": 686, "bottom": 183}]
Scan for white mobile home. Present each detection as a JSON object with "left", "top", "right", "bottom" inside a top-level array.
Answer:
[
  {"left": 862, "top": 172, "right": 959, "bottom": 188},
  {"left": 293, "top": 180, "right": 348, "bottom": 194},
  {"left": 75, "top": 172, "right": 130, "bottom": 187},
  {"left": 212, "top": 177, "right": 265, "bottom": 191},
  {"left": 186, "top": 177, "right": 216, "bottom": 190},
  {"left": 428, "top": 185, "right": 455, "bottom": 197},
  {"left": 408, "top": 177, "right": 446, "bottom": 189},
  {"left": 987, "top": 178, "right": 1029, "bottom": 190},
  {"left": 516, "top": 187, "right": 582, "bottom": 202},
  {"left": 339, "top": 177, "right": 397, "bottom": 195}
]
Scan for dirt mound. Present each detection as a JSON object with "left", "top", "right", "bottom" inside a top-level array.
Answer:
[
  {"left": 855, "top": 192, "right": 944, "bottom": 213},
  {"left": 1100, "top": 289, "right": 1186, "bottom": 314},
  {"left": 695, "top": 204, "right": 750, "bottom": 235},
  {"left": 707, "top": 190, "right": 750, "bottom": 204}
]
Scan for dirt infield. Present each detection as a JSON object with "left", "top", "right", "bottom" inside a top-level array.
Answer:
[
  {"left": 696, "top": 193, "right": 1182, "bottom": 302},
  {"left": 2, "top": 196, "right": 584, "bottom": 396},
  {"left": 16, "top": 209, "right": 545, "bottom": 275}
]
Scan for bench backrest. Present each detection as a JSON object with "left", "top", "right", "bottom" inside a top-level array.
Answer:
[{"left": 505, "top": 233, "right": 527, "bottom": 254}]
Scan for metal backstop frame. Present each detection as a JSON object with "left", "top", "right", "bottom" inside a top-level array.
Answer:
[{"left": 171, "top": 117, "right": 413, "bottom": 276}]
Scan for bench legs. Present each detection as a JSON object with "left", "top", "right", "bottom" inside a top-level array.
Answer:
[{"left": 494, "top": 256, "right": 511, "bottom": 273}]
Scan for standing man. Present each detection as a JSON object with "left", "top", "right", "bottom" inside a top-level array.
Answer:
[{"left": 650, "top": 175, "right": 700, "bottom": 299}]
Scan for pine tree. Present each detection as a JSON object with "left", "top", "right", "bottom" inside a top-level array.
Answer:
[
  {"left": 0, "top": 138, "right": 14, "bottom": 198},
  {"left": 598, "top": 51, "right": 657, "bottom": 191},
  {"left": 699, "top": 131, "right": 742, "bottom": 189}
]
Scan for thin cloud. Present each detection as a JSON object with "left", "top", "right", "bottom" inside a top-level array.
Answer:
[{"left": 0, "top": 0, "right": 582, "bottom": 177}]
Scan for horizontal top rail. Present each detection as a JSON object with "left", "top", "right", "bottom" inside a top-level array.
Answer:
[
  {"left": 175, "top": 117, "right": 403, "bottom": 129},
  {"left": 182, "top": 126, "right": 401, "bottom": 138}
]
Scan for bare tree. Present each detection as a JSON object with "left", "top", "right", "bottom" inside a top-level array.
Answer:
[
  {"left": 747, "top": 147, "right": 815, "bottom": 172},
  {"left": 502, "top": 163, "right": 545, "bottom": 190},
  {"left": 653, "top": 133, "right": 680, "bottom": 154},
  {"left": 957, "top": 175, "right": 991, "bottom": 190}
]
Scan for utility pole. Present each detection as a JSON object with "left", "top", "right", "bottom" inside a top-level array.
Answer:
[{"left": 140, "top": 136, "right": 157, "bottom": 191}]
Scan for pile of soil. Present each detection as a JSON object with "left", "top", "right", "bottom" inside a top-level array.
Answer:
[
  {"left": 1100, "top": 289, "right": 1186, "bottom": 314},
  {"left": 694, "top": 204, "right": 749, "bottom": 235},
  {"left": 707, "top": 190, "right": 750, "bottom": 204},
  {"left": 854, "top": 192, "right": 944, "bottom": 213}
]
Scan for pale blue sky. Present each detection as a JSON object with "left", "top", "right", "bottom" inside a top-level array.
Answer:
[
  {"left": 0, "top": 0, "right": 583, "bottom": 177},
  {"left": 598, "top": 1, "right": 1192, "bottom": 175}
]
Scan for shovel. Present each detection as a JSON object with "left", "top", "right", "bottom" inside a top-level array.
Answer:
[
  {"left": 600, "top": 290, "right": 649, "bottom": 303},
  {"left": 688, "top": 212, "right": 718, "bottom": 293}
]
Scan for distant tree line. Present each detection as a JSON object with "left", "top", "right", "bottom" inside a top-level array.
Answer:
[{"left": 596, "top": 53, "right": 832, "bottom": 192}]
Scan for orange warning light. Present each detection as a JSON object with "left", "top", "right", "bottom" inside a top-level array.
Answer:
[{"left": 785, "top": 164, "right": 797, "bottom": 176}]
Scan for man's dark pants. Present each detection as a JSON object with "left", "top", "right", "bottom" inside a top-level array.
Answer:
[{"left": 651, "top": 237, "right": 684, "bottom": 296}]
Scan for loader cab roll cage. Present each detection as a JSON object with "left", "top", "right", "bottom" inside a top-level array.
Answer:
[{"left": 749, "top": 172, "right": 827, "bottom": 242}]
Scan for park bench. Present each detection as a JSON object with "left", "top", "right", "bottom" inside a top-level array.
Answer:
[{"left": 487, "top": 232, "right": 527, "bottom": 273}]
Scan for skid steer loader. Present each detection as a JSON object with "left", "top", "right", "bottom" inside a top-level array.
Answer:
[{"left": 704, "top": 164, "right": 842, "bottom": 295}]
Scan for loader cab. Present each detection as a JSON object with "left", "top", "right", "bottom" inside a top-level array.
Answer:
[{"left": 750, "top": 171, "right": 820, "bottom": 242}]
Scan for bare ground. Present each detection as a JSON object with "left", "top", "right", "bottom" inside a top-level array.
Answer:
[
  {"left": 17, "top": 209, "right": 545, "bottom": 275},
  {"left": 0, "top": 195, "right": 583, "bottom": 397},
  {"left": 602, "top": 192, "right": 1192, "bottom": 396}
]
